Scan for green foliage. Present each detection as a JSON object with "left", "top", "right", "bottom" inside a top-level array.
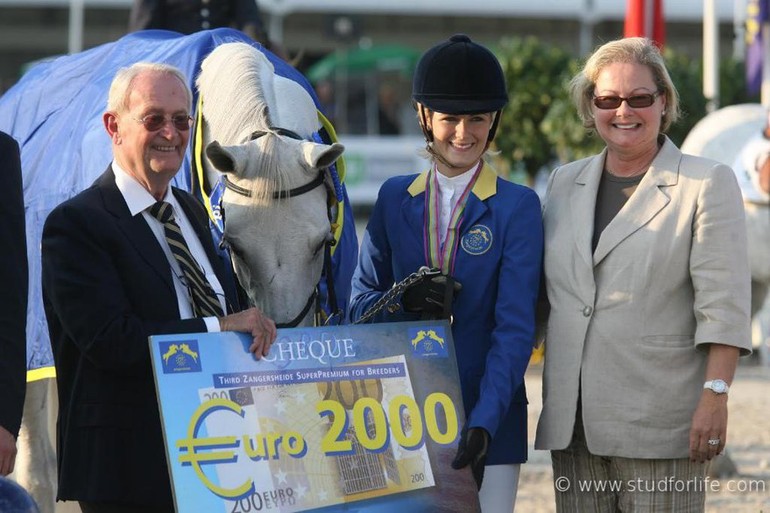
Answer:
[
  {"left": 494, "top": 37, "right": 574, "bottom": 181},
  {"left": 720, "top": 56, "right": 759, "bottom": 106},
  {"left": 540, "top": 57, "right": 604, "bottom": 165},
  {"left": 661, "top": 48, "right": 707, "bottom": 145},
  {"left": 493, "top": 36, "right": 759, "bottom": 181}
]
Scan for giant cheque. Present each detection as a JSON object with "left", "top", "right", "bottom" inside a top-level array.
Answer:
[{"left": 149, "top": 321, "right": 480, "bottom": 512}]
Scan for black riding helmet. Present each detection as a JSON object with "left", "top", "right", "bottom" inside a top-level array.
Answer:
[{"left": 412, "top": 34, "right": 508, "bottom": 142}]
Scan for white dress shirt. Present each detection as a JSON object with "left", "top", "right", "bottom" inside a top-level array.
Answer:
[
  {"left": 435, "top": 164, "right": 477, "bottom": 244},
  {"left": 112, "top": 163, "right": 224, "bottom": 331}
]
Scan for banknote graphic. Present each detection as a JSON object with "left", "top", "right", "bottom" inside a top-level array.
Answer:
[{"left": 194, "top": 355, "right": 435, "bottom": 512}]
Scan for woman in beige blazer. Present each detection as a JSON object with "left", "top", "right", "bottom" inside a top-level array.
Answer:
[{"left": 535, "top": 37, "right": 752, "bottom": 513}]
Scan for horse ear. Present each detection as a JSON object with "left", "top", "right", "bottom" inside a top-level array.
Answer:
[
  {"left": 205, "top": 140, "right": 241, "bottom": 175},
  {"left": 301, "top": 141, "right": 345, "bottom": 170}
]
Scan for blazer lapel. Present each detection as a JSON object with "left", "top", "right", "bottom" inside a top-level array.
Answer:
[
  {"left": 174, "top": 189, "right": 219, "bottom": 269},
  {"left": 404, "top": 170, "right": 429, "bottom": 243},
  {"left": 592, "top": 138, "right": 681, "bottom": 266},
  {"left": 461, "top": 162, "right": 495, "bottom": 230},
  {"left": 97, "top": 169, "right": 175, "bottom": 294},
  {"left": 570, "top": 152, "right": 605, "bottom": 270}
]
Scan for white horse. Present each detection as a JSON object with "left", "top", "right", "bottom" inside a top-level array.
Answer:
[
  {"left": 681, "top": 103, "right": 770, "bottom": 364},
  {"left": 195, "top": 42, "right": 345, "bottom": 327}
]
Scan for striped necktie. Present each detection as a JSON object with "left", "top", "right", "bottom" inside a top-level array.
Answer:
[{"left": 149, "top": 201, "right": 224, "bottom": 318}]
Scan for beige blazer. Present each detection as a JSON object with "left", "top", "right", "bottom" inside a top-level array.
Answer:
[{"left": 535, "top": 137, "right": 752, "bottom": 459}]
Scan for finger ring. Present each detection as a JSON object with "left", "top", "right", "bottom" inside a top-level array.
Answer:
[{"left": 707, "top": 438, "right": 720, "bottom": 446}]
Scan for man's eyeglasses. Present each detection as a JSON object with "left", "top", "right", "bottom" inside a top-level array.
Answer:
[
  {"left": 133, "top": 114, "right": 193, "bottom": 131},
  {"left": 592, "top": 92, "right": 661, "bottom": 110}
]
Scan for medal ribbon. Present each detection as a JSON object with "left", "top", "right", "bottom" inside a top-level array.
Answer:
[{"left": 423, "top": 161, "right": 482, "bottom": 274}]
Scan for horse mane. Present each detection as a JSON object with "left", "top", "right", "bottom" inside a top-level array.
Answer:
[{"left": 196, "top": 42, "right": 294, "bottom": 203}]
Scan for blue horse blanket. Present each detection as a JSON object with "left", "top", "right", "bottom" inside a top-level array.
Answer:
[{"left": 0, "top": 28, "right": 358, "bottom": 378}]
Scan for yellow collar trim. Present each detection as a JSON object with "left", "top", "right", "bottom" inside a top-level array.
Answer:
[{"left": 408, "top": 161, "right": 498, "bottom": 199}]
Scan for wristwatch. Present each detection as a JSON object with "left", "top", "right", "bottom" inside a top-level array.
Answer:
[{"left": 703, "top": 379, "right": 730, "bottom": 394}]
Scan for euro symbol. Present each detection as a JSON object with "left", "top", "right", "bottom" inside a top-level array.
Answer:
[{"left": 176, "top": 398, "right": 254, "bottom": 499}]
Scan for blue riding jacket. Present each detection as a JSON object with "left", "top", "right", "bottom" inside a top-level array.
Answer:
[{"left": 350, "top": 162, "right": 543, "bottom": 464}]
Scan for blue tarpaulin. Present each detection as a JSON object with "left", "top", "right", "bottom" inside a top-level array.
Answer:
[{"left": 0, "top": 28, "right": 358, "bottom": 378}]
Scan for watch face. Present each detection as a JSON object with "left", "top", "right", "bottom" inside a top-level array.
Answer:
[{"left": 711, "top": 379, "right": 728, "bottom": 393}]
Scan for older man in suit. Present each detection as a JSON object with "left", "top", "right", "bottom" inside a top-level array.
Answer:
[
  {"left": 42, "top": 62, "right": 276, "bottom": 513},
  {"left": 0, "top": 131, "right": 28, "bottom": 478}
]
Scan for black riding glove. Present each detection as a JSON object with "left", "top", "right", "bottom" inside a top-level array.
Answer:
[
  {"left": 451, "top": 426, "right": 490, "bottom": 491},
  {"left": 401, "top": 271, "right": 462, "bottom": 318}
]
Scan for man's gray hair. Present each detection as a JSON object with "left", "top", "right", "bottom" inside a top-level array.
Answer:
[{"left": 107, "top": 62, "right": 192, "bottom": 113}]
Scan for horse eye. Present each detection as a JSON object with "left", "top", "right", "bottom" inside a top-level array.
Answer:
[
  {"left": 221, "top": 236, "right": 241, "bottom": 258},
  {"left": 312, "top": 232, "right": 333, "bottom": 257},
  {"left": 312, "top": 239, "right": 325, "bottom": 257}
]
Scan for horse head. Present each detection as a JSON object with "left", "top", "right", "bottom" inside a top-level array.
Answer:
[{"left": 196, "top": 42, "right": 345, "bottom": 327}]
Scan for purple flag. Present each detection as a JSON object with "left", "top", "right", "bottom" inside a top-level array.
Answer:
[{"left": 747, "top": 0, "right": 770, "bottom": 95}]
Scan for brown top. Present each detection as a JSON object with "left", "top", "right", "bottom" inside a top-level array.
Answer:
[{"left": 592, "top": 169, "right": 646, "bottom": 251}]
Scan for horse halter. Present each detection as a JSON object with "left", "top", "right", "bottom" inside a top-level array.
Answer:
[
  {"left": 223, "top": 128, "right": 326, "bottom": 200},
  {"left": 221, "top": 126, "right": 338, "bottom": 329}
]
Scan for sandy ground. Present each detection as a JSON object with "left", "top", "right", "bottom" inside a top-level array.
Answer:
[{"left": 517, "top": 361, "right": 770, "bottom": 513}]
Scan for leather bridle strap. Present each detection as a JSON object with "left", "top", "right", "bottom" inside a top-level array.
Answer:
[
  {"left": 275, "top": 287, "right": 319, "bottom": 329},
  {"left": 322, "top": 237, "right": 340, "bottom": 322},
  {"left": 223, "top": 171, "right": 325, "bottom": 200}
]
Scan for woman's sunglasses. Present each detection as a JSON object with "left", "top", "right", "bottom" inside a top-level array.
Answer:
[
  {"left": 592, "top": 91, "right": 661, "bottom": 110},
  {"left": 133, "top": 114, "right": 193, "bottom": 131}
]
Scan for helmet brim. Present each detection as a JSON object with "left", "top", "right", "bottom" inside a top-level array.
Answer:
[{"left": 416, "top": 96, "right": 508, "bottom": 115}]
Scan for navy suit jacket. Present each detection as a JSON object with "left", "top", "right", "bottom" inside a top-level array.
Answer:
[
  {"left": 42, "top": 167, "right": 239, "bottom": 506},
  {"left": 0, "top": 131, "right": 28, "bottom": 439}
]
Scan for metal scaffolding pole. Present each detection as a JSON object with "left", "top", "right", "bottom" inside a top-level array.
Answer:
[
  {"left": 703, "top": 0, "right": 719, "bottom": 112},
  {"left": 68, "top": 0, "right": 84, "bottom": 54}
]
